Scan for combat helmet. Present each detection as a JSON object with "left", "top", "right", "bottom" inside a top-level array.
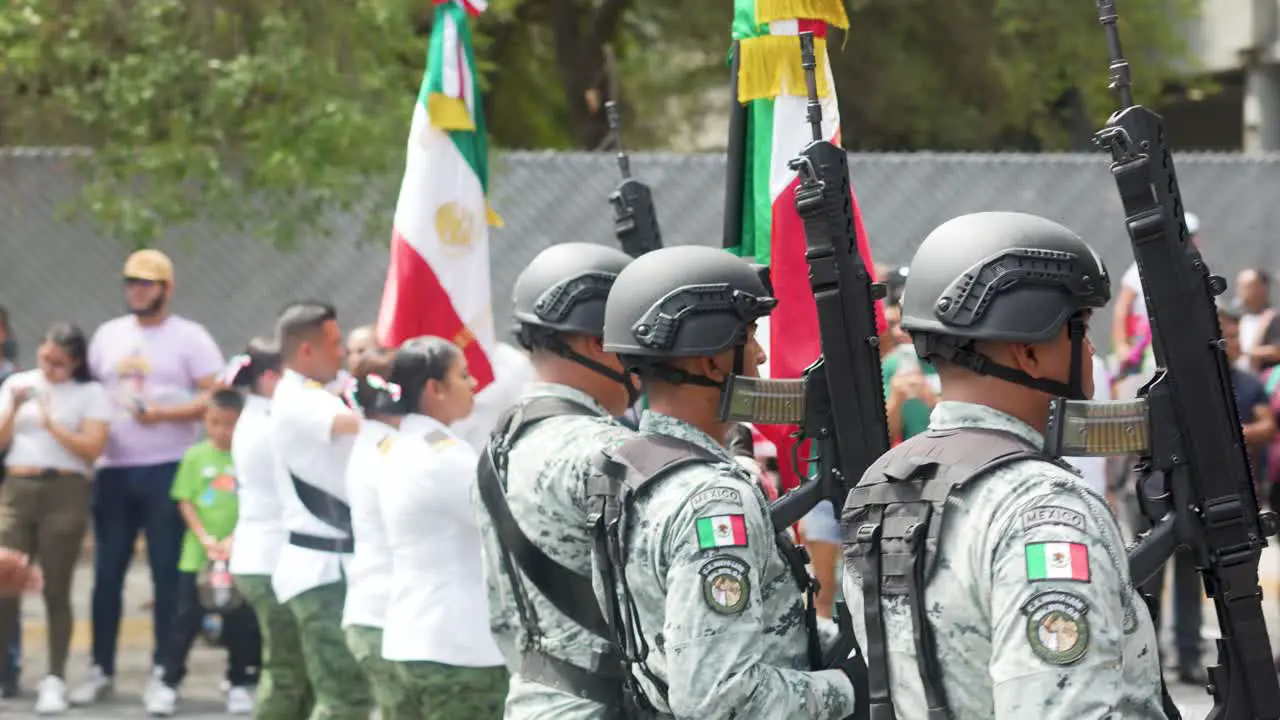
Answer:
[
  {"left": 900, "top": 211, "right": 1110, "bottom": 399},
  {"left": 512, "top": 242, "right": 636, "bottom": 395},
  {"left": 603, "top": 245, "right": 775, "bottom": 389}
]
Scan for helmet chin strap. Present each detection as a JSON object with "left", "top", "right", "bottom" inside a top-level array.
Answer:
[
  {"left": 928, "top": 314, "right": 1090, "bottom": 401},
  {"left": 639, "top": 347, "right": 748, "bottom": 420},
  {"left": 544, "top": 335, "right": 642, "bottom": 407}
]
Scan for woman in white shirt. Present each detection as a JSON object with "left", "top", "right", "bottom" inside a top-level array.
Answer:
[
  {"left": 373, "top": 336, "right": 508, "bottom": 717},
  {"left": 339, "top": 357, "right": 417, "bottom": 720},
  {"left": 0, "top": 323, "right": 110, "bottom": 714},
  {"left": 224, "top": 338, "right": 314, "bottom": 719}
]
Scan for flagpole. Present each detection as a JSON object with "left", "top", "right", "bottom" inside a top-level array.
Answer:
[{"left": 722, "top": 40, "right": 748, "bottom": 251}]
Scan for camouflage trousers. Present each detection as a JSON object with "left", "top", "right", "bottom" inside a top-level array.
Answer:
[
  {"left": 234, "top": 574, "right": 313, "bottom": 720},
  {"left": 394, "top": 659, "right": 509, "bottom": 719},
  {"left": 285, "top": 581, "right": 373, "bottom": 720},
  {"left": 343, "top": 625, "right": 417, "bottom": 720}
]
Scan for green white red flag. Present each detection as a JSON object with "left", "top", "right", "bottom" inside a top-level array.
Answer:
[
  {"left": 728, "top": 0, "right": 885, "bottom": 491},
  {"left": 377, "top": 0, "right": 499, "bottom": 390}
]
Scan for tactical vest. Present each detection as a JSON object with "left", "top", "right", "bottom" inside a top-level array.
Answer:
[
  {"left": 842, "top": 427, "right": 1056, "bottom": 719},
  {"left": 476, "top": 397, "right": 633, "bottom": 717},
  {"left": 586, "top": 433, "right": 828, "bottom": 717}
]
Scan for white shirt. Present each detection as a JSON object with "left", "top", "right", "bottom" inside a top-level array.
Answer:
[
  {"left": 0, "top": 371, "right": 111, "bottom": 474},
  {"left": 1065, "top": 356, "right": 1114, "bottom": 497},
  {"left": 229, "top": 394, "right": 286, "bottom": 576},
  {"left": 1121, "top": 262, "right": 1148, "bottom": 321},
  {"left": 451, "top": 342, "right": 536, "bottom": 452},
  {"left": 1237, "top": 311, "right": 1271, "bottom": 371},
  {"left": 341, "top": 418, "right": 398, "bottom": 629},
  {"left": 270, "top": 369, "right": 358, "bottom": 604},
  {"left": 379, "top": 414, "right": 504, "bottom": 666}
]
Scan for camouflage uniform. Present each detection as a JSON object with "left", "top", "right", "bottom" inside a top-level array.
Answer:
[
  {"left": 233, "top": 574, "right": 314, "bottom": 719},
  {"left": 344, "top": 625, "right": 417, "bottom": 720},
  {"left": 607, "top": 411, "right": 856, "bottom": 719},
  {"left": 395, "top": 660, "right": 509, "bottom": 719},
  {"left": 842, "top": 401, "right": 1166, "bottom": 719},
  {"left": 286, "top": 580, "right": 374, "bottom": 720},
  {"left": 474, "top": 382, "right": 634, "bottom": 718}
]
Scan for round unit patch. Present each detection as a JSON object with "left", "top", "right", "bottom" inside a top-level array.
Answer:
[
  {"left": 1021, "top": 590, "right": 1091, "bottom": 665},
  {"left": 698, "top": 555, "right": 751, "bottom": 615}
]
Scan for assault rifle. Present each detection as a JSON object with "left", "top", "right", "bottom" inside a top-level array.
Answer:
[
  {"left": 605, "top": 101, "right": 663, "bottom": 258},
  {"left": 1042, "top": 3, "right": 1279, "bottom": 718},
  {"left": 720, "top": 30, "right": 888, "bottom": 559}
]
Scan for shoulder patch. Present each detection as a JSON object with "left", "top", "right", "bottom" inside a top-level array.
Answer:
[
  {"left": 423, "top": 429, "right": 456, "bottom": 448},
  {"left": 1021, "top": 590, "right": 1091, "bottom": 665},
  {"left": 376, "top": 435, "right": 396, "bottom": 456},
  {"left": 1025, "top": 541, "right": 1090, "bottom": 583},
  {"left": 695, "top": 514, "right": 747, "bottom": 550},
  {"left": 698, "top": 555, "right": 751, "bottom": 615},
  {"left": 1020, "top": 504, "right": 1086, "bottom": 532},
  {"left": 690, "top": 487, "right": 743, "bottom": 511}
]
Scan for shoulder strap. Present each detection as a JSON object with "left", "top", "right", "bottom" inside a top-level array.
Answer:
[
  {"left": 288, "top": 470, "right": 352, "bottom": 536},
  {"left": 475, "top": 396, "right": 615, "bottom": 640},
  {"left": 600, "top": 434, "right": 722, "bottom": 495}
]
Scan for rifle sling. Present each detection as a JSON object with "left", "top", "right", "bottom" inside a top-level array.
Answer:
[{"left": 477, "top": 397, "right": 614, "bottom": 641}]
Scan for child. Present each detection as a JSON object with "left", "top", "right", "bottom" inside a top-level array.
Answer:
[{"left": 146, "top": 389, "right": 261, "bottom": 716}]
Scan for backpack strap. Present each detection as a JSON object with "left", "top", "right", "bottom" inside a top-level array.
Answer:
[
  {"left": 845, "top": 427, "right": 1047, "bottom": 720},
  {"left": 587, "top": 434, "right": 722, "bottom": 714}
]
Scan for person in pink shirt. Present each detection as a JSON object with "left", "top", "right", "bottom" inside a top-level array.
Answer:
[{"left": 70, "top": 250, "right": 225, "bottom": 707}]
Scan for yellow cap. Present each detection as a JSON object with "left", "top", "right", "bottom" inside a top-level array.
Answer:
[{"left": 123, "top": 249, "right": 174, "bottom": 283}]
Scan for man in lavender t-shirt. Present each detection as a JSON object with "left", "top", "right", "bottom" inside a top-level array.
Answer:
[{"left": 70, "top": 250, "right": 224, "bottom": 706}]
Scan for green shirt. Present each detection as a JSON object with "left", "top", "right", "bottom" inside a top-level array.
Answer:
[
  {"left": 170, "top": 440, "right": 239, "bottom": 573},
  {"left": 881, "top": 349, "right": 938, "bottom": 442}
]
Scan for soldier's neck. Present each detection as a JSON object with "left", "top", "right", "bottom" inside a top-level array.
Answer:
[
  {"left": 941, "top": 381, "right": 1050, "bottom": 434},
  {"left": 647, "top": 392, "right": 727, "bottom": 447},
  {"left": 535, "top": 364, "right": 616, "bottom": 415}
]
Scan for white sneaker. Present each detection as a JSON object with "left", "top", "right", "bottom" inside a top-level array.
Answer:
[
  {"left": 67, "top": 666, "right": 112, "bottom": 706},
  {"left": 34, "top": 676, "right": 69, "bottom": 715},
  {"left": 142, "top": 666, "right": 165, "bottom": 704},
  {"left": 144, "top": 684, "right": 177, "bottom": 716},
  {"left": 226, "top": 686, "right": 255, "bottom": 715}
]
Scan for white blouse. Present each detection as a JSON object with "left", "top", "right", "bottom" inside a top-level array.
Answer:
[
  {"left": 0, "top": 371, "right": 111, "bottom": 475},
  {"left": 229, "top": 394, "right": 286, "bottom": 576},
  {"left": 378, "top": 413, "right": 504, "bottom": 667},
  {"left": 341, "top": 418, "right": 397, "bottom": 629}
]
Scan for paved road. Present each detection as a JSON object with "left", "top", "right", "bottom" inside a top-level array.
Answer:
[{"left": 1, "top": 547, "right": 1277, "bottom": 718}]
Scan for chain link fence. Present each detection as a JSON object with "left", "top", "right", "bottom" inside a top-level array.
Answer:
[{"left": 3, "top": 147, "right": 1280, "bottom": 365}]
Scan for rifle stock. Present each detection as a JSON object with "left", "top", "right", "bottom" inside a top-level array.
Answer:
[
  {"left": 1087, "top": 2, "right": 1280, "bottom": 717},
  {"left": 605, "top": 101, "right": 663, "bottom": 258}
]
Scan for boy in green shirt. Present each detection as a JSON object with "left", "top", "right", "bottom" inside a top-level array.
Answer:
[{"left": 148, "top": 390, "right": 260, "bottom": 716}]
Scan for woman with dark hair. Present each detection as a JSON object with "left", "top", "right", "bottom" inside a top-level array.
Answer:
[
  {"left": 223, "top": 337, "right": 312, "bottom": 718},
  {"left": 374, "top": 336, "right": 507, "bottom": 717},
  {"left": 339, "top": 351, "right": 417, "bottom": 720},
  {"left": 0, "top": 322, "right": 111, "bottom": 714}
]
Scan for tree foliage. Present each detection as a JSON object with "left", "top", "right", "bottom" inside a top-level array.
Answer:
[{"left": 0, "top": 0, "right": 1200, "bottom": 247}]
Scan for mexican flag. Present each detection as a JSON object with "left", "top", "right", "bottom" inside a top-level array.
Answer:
[
  {"left": 377, "top": 0, "right": 498, "bottom": 391},
  {"left": 726, "top": 0, "right": 885, "bottom": 493}
]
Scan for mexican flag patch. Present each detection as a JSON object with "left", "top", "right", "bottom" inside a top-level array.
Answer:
[
  {"left": 1025, "top": 542, "right": 1090, "bottom": 582},
  {"left": 695, "top": 515, "right": 748, "bottom": 549}
]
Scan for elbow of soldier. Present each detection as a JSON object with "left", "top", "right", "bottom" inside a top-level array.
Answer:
[{"left": 667, "top": 669, "right": 762, "bottom": 719}]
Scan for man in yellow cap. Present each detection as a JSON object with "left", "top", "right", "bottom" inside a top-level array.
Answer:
[{"left": 70, "top": 249, "right": 227, "bottom": 709}]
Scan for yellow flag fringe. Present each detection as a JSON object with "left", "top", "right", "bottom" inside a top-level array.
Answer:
[
  {"left": 754, "top": 0, "right": 849, "bottom": 29},
  {"left": 737, "top": 35, "right": 831, "bottom": 104}
]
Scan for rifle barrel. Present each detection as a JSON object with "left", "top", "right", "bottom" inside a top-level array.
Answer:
[
  {"left": 1096, "top": 0, "right": 1134, "bottom": 109},
  {"left": 798, "top": 32, "right": 823, "bottom": 142},
  {"left": 605, "top": 100, "right": 632, "bottom": 179}
]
